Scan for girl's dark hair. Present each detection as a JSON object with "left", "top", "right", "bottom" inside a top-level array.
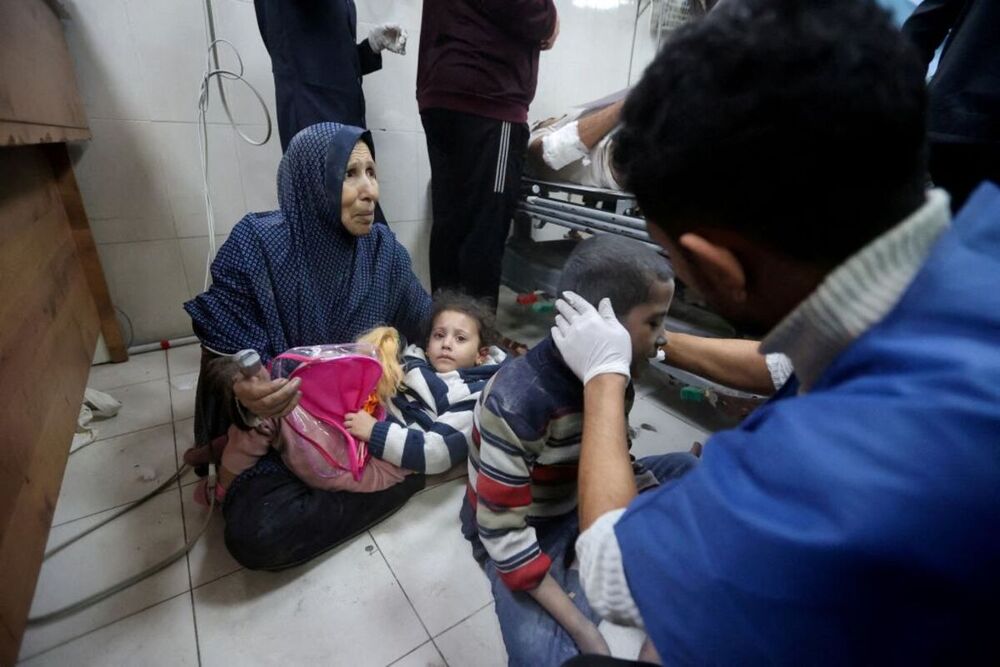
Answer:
[{"left": 426, "top": 290, "right": 498, "bottom": 349}]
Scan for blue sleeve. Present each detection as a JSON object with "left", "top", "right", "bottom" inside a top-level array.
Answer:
[
  {"left": 184, "top": 228, "right": 277, "bottom": 361},
  {"left": 389, "top": 244, "right": 431, "bottom": 345},
  {"left": 614, "top": 391, "right": 1000, "bottom": 663}
]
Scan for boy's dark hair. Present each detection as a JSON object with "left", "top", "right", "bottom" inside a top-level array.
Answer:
[
  {"left": 614, "top": 0, "right": 928, "bottom": 266},
  {"left": 427, "top": 290, "right": 498, "bottom": 349},
  {"left": 557, "top": 235, "right": 674, "bottom": 319}
]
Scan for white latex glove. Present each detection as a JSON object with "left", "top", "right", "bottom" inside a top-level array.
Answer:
[
  {"left": 368, "top": 23, "right": 407, "bottom": 55},
  {"left": 552, "top": 291, "right": 632, "bottom": 384}
]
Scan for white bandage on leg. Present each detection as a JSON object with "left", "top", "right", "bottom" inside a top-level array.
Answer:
[{"left": 541, "top": 120, "right": 589, "bottom": 170}]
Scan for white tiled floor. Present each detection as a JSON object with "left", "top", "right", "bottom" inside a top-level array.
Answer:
[{"left": 21, "top": 325, "right": 714, "bottom": 666}]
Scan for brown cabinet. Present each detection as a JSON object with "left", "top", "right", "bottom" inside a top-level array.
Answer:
[{"left": 0, "top": 1, "right": 126, "bottom": 662}]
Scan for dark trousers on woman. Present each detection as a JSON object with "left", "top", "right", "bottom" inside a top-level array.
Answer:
[
  {"left": 223, "top": 453, "right": 425, "bottom": 570},
  {"left": 422, "top": 108, "right": 529, "bottom": 308}
]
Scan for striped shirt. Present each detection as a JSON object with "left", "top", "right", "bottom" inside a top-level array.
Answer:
[
  {"left": 468, "top": 337, "right": 634, "bottom": 591},
  {"left": 368, "top": 344, "right": 505, "bottom": 474}
]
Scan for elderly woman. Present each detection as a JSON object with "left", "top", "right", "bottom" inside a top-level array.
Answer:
[{"left": 183, "top": 123, "right": 431, "bottom": 570}]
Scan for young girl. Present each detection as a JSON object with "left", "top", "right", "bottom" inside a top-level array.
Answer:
[
  {"left": 197, "top": 291, "right": 505, "bottom": 502},
  {"left": 344, "top": 291, "right": 506, "bottom": 475}
]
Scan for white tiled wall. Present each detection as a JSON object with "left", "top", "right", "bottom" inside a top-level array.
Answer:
[{"left": 65, "top": 0, "right": 658, "bottom": 345}]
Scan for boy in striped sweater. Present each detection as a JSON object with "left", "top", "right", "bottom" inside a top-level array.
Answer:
[
  {"left": 462, "top": 236, "right": 698, "bottom": 666},
  {"left": 345, "top": 291, "right": 506, "bottom": 475}
]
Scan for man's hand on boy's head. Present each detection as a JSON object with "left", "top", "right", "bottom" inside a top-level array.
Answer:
[
  {"left": 552, "top": 291, "right": 632, "bottom": 384},
  {"left": 345, "top": 410, "right": 377, "bottom": 441}
]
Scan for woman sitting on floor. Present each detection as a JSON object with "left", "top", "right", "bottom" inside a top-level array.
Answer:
[{"left": 182, "top": 122, "right": 432, "bottom": 570}]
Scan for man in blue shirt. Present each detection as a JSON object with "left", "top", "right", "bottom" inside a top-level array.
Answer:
[{"left": 552, "top": 0, "right": 1000, "bottom": 663}]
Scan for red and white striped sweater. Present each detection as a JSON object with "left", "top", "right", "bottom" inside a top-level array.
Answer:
[{"left": 468, "top": 337, "right": 634, "bottom": 591}]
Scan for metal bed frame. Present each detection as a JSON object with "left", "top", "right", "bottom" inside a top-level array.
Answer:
[{"left": 502, "top": 176, "right": 768, "bottom": 415}]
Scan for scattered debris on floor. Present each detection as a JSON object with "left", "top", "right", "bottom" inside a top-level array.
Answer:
[{"left": 133, "top": 464, "right": 157, "bottom": 482}]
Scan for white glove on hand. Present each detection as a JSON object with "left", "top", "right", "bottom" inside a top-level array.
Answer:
[
  {"left": 552, "top": 291, "right": 632, "bottom": 384},
  {"left": 368, "top": 23, "right": 407, "bottom": 55}
]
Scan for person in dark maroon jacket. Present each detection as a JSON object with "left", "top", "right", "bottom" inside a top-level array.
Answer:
[
  {"left": 902, "top": 0, "right": 1000, "bottom": 212},
  {"left": 417, "top": 0, "right": 559, "bottom": 310}
]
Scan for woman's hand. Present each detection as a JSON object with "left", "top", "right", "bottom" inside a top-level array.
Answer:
[
  {"left": 345, "top": 410, "right": 377, "bottom": 441},
  {"left": 233, "top": 370, "right": 301, "bottom": 419}
]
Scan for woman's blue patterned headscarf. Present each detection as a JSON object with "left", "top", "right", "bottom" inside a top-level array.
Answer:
[{"left": 184, "top": 123, "right": 430, "bottom": 363}]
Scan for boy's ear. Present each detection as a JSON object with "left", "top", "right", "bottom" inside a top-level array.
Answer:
[{"left": 477, "top": 346, "right": 490, "bottom": 365}]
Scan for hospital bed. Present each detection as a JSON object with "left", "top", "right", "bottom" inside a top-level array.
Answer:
[{"left": 502, "top": 176, "right": 768, "bottom": 418}]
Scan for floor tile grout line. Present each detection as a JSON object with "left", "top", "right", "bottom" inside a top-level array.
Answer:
[
  {"left": 369, "top": 529, "right": 439, "bottom": 661},
  {"left": 88, "top": 354, "right": 201, "bottom": 395},
  {"left": 88, "top": 374, "right": 170, "bottom": 394},
  {"left": 190, "top": 563, "right": 247, "bottom": 594},
  {"left": 431, "top": 641, "right": 450, "bottom": 667},
  {"left": 188, "top": 588, "right": 204, "bottom": 667},
  {"left": 17, "top": 589, "right": 193, "bottom": 663},
  {"left": 427, "top": 599, "right": 497, "bottom": 667},
  {"left": 429, "top": 637, "right": 451, "bottom": 667},
  {"left": 430, "top": 598, "right": 496, "bottom": 640},
  {"left": 80, "top": 418, "right": 176, "bottom": 448},
  {"left": 177, "top": 491, "right": 205, "bottom": 667},
  {"left": 175, "top": 472, "right": 205, "bottom": 667},
  {"left": 384, "top": 640, "right": 441, "bottom": 667},
  {"left": 88, "top": 348, "right": 172, "bottom": 393},
  {"left": 49, "top": 482, "right": 182, "bottom": 531},
  {"left": 165, "top": 344, "right": 202, "bottom": 381},
  {"left": 167, "top": 354, "right": 204, "bottom": 667}
]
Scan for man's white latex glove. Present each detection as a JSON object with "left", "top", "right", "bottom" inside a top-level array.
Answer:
[
  {"left": 368, "top": 23, "right": 407, "bottom": 55},
  {"left": 552, "top": 291, "right": 632, "bottom": 384}
]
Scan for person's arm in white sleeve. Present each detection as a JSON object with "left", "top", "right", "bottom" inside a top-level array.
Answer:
[
  {"left": 661, "top": 332, "right": 785, "bottom": 394},
  {"left": 576, "top": 508, "right": 645, "bottom": 627},
  {"left": 552, "top": 292, "right": 647, "bottom": 624}
]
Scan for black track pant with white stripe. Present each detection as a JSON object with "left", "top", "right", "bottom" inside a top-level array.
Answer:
[{"left": 422, "top": 108, "right": 529, "bottom": 308}]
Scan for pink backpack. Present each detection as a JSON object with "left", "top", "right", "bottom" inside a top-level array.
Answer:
[{"left": 270, "top": 344, "right": 384, "bottom": 481}]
